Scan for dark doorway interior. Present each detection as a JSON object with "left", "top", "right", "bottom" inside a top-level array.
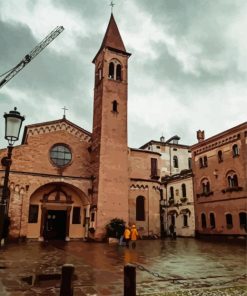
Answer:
[{"left": 44, "top": 210, "right": 67, "bottom": 240}]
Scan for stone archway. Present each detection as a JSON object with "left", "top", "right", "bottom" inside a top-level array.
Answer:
[{"left": 27, "top": 182, "right": 90, "bottom": 241}]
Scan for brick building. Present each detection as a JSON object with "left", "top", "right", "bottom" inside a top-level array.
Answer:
[
  {"left": 191, "top": 122, "right": 247, "bottom": 238},
  {"left": 0, "top": 14, "right": 163, "bottom": 241}
]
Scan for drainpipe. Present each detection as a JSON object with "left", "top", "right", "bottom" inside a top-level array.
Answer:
[{"left": 169, "top": 145, "right": 172, "bottom": 176}]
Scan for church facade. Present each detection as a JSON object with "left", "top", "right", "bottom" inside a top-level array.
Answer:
[{"left": 0, "top": 14, "right": 165, "bottom": 241}]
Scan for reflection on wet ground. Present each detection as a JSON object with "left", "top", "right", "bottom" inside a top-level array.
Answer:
[{"left": 0, "top": 238, "right": 246, "bottom": 295}]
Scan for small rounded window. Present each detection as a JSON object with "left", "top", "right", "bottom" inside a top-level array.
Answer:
[{"left": 50, "top": 144, "right": 72, "bottom": 167}]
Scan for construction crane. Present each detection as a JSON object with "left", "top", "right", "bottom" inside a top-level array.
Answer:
[{"left": 0, "top": 26, "right": 64, "bottom": 89}]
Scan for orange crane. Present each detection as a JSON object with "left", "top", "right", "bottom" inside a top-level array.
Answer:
[{"left": 0, "top": 26, "right": 64, "bottom": 88}]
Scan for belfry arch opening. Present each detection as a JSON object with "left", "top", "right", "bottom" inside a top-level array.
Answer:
[{"left": 108, "top": 59, "right": 122, "bottom": 81}]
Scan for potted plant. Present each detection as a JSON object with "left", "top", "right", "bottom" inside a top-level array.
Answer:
[{"left": 105, "top": 218, "right": 125, "bottom": 244}]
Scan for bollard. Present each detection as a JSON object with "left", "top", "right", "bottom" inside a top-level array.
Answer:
[
  {"left": 60, "top": 264, "right": 74, "bottom": 296},
  {"left": 124, "top": 264, "right": 136, "bottom": 296}
]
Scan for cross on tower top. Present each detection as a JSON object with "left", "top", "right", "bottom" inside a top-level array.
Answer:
[
  {"left": 110, "top": 1, "right": 115, "bottom": 13},
  {"left": 62, "top": 106, "right": 68, "bottom": 119}
]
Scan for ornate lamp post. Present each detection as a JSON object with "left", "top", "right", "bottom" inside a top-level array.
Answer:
[{"left": 0, "top": 107, "right": 25, "bottom": 244}]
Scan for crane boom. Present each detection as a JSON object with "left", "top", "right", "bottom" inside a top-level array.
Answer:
[{"left": 0, "top": 26, "right": 64, "bottom": 89}]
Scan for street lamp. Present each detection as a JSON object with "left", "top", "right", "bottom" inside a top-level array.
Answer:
[{"left": 0, "top": 107, "right": 25, "bottom": 244}]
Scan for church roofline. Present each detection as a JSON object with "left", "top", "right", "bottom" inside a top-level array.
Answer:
[
  {"left": 21, "top": 117, "right": 91, "bottom": 144},
  {"left": 139, "top": 140, "right": 190, "bottom": 150}
]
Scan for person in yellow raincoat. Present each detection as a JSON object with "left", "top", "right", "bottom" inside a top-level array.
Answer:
[
  {"left": 130, "top": 224, "right": 138, "bottom": 249},
  {"left": 123, "top": 226, "right": 131, "bottom": 247}
]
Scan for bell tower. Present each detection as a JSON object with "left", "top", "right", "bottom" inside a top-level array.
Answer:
[{"left": 91, "top": 14, "right": 131, "bottom": 239}]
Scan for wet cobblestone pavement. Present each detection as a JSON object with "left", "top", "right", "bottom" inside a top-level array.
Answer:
[{"left": 0, "top": 238, "right": 246, "bottom": 295}]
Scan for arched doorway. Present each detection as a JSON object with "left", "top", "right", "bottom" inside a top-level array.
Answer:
[{"left": 27, "top": 182, "right": 90, "bottom": 241}]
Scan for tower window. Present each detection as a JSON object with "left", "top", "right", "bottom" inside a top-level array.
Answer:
[
  {"left": 188, "top": 157, "right": 192, "bottom": 169},
  {"left": 112, "top": 100, "right": 118, "bottom": 112},
  {"left": 116, "top": 64, "right": 122, "bottom": 80},
  {"left": 109, "top": 62, "right": 114, "bottom": 79}
]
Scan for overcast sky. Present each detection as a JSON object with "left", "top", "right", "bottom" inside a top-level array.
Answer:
[{"left": 0, "top": 0, "right": 246, "bottom": 149}]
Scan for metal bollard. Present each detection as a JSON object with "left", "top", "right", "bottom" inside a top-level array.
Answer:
[
  {"left": 124, "top": 264, "right": 136, "bottom": 296},
  {"left": 60, "top": 264, "right": 74, "bottom": 296}
]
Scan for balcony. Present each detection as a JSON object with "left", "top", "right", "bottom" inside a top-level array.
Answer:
[
  {"left": 222, "top": 186, "right": 243, "bottom": 193},
  {"left": 196, "top": 191, "right": 214, "bottom": 198},
  {"left": 150, "top": 169, "right": 160, "bottom": 180}
]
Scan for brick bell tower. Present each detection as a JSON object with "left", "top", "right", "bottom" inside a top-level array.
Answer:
[{"left": 91, "top": 14, "right": 131, "bottom": 239}]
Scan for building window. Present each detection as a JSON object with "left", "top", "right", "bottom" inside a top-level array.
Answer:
[
  {"left": 50, "top": 144, "right": 72, "bottom": 167},
  {"left": 170, "top": 186, "right": 174, "bottom": 199},
  {"left": 72, "top": 207, "right": 81, "bottom": 224},
  {"left": 218, "top": 150, "right": 223, "bottom": 163},
  {"left": 199, "top": 156, "right": 207, "bottom": 168},
  {"left": 91, "top": 212, "right": 95, "bottom": 222},
  {"left": 227, "top": 173, "right": 238, "bottom": 188},
  {"left": 226, "top": 214, "right": 233, "bottom": 229},
  {"left": 151, "top": 158, "right": 158, "bottom": 176},
  {"left": 112, "top": 100, "right": 118, "bottom": 112},
  {"left": 173, "top": 156, "right": 178, "bottom": 168},
  {"left": 201, "top": 213, "right": 206, "bottom": 228},
  {"left": 28, "top": 205, "right": 39, "bottom": 223},
  {"left": 136, "top": 196, "right": 145, "bottom": 221},
  {"left": 183, "top": 215, "right": 188, "bottom": 227},
  {"left": 188, "top": 157, "right": 192, "bottom": 169},
  {"left": 232, "top": 144, "right": 239, "bottom": 157},
  {"left": 239, "top": 212, "right": 247, "bottom": 230},
  {"left": 202, "top": 179, "right": 210, "bottom": 194},
  {"left": 181, "top": 184, "right": 186, "bottom": 198},
  {"left": 109, "top": 62, "right": 114, "bottom": 79},
  {"left": 210, "top": 213, "right": 215, "bottom": 229},
  {"left": 116, "top": 64, "right": 122, "bottom": 80}
]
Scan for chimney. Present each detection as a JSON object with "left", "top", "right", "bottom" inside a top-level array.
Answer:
[{"left": 197, "top": 130, "right": 205, "bottom": 142}]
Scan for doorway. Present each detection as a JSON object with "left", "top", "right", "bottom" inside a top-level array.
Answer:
[{"left": 44, "top": 210, "right": 67, "bottom": 240}]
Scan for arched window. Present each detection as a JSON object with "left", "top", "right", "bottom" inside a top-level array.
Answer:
[
  {"left": 112, "top": 100, "right": 118, "bottom": 112},
  {"left": 201, "top": 179, "right": 210, "bottom": 194},
  {"left": 182, "top": 184, "right": 186, "bottom": 198},
  {"left": 232, "top": 144, "right": 239, "bottom": 157},
  {"left": 170, "top": 187, "right": 174, "bottom": 199},
  {"left": 109, "top": 62, "right": 114, "bottom": 79},
  {"left": 116, "top": 64, "right": 122, "bottom": 80},
  {"left": 173, "top": 156, "right": 178, "bottom": 168},
  {"left": 226, "top": 214, "right": 233, "bottom": 228},
  {"left": 201, "top": 213, "right": 206, "bottom": 228},
  {"left": 227, "top": 172, "right": 238, "bottom": 188},
  {"left": 183, "top": 215, "right": 188, "bottom": 227},
  {"left": 203, "top": 156, "right": 208, "bottom": 167},
  {"left": 199, "top": 157, "right": 203, "bottom": 168},
  {"left": 218, "top": 150, "right": 223, "bottom": 162},
  {"left": 239, "top": 212, "right": 247, "bottom": 230},
  {"left": 136, "top": 196, "right": 145, "bottom": 221},
  {"left": 210, "top": 213, "right": 215, "bottom": 229},
  {"left": 171, "top": 214, "right": 176, "bottom": 226}
]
